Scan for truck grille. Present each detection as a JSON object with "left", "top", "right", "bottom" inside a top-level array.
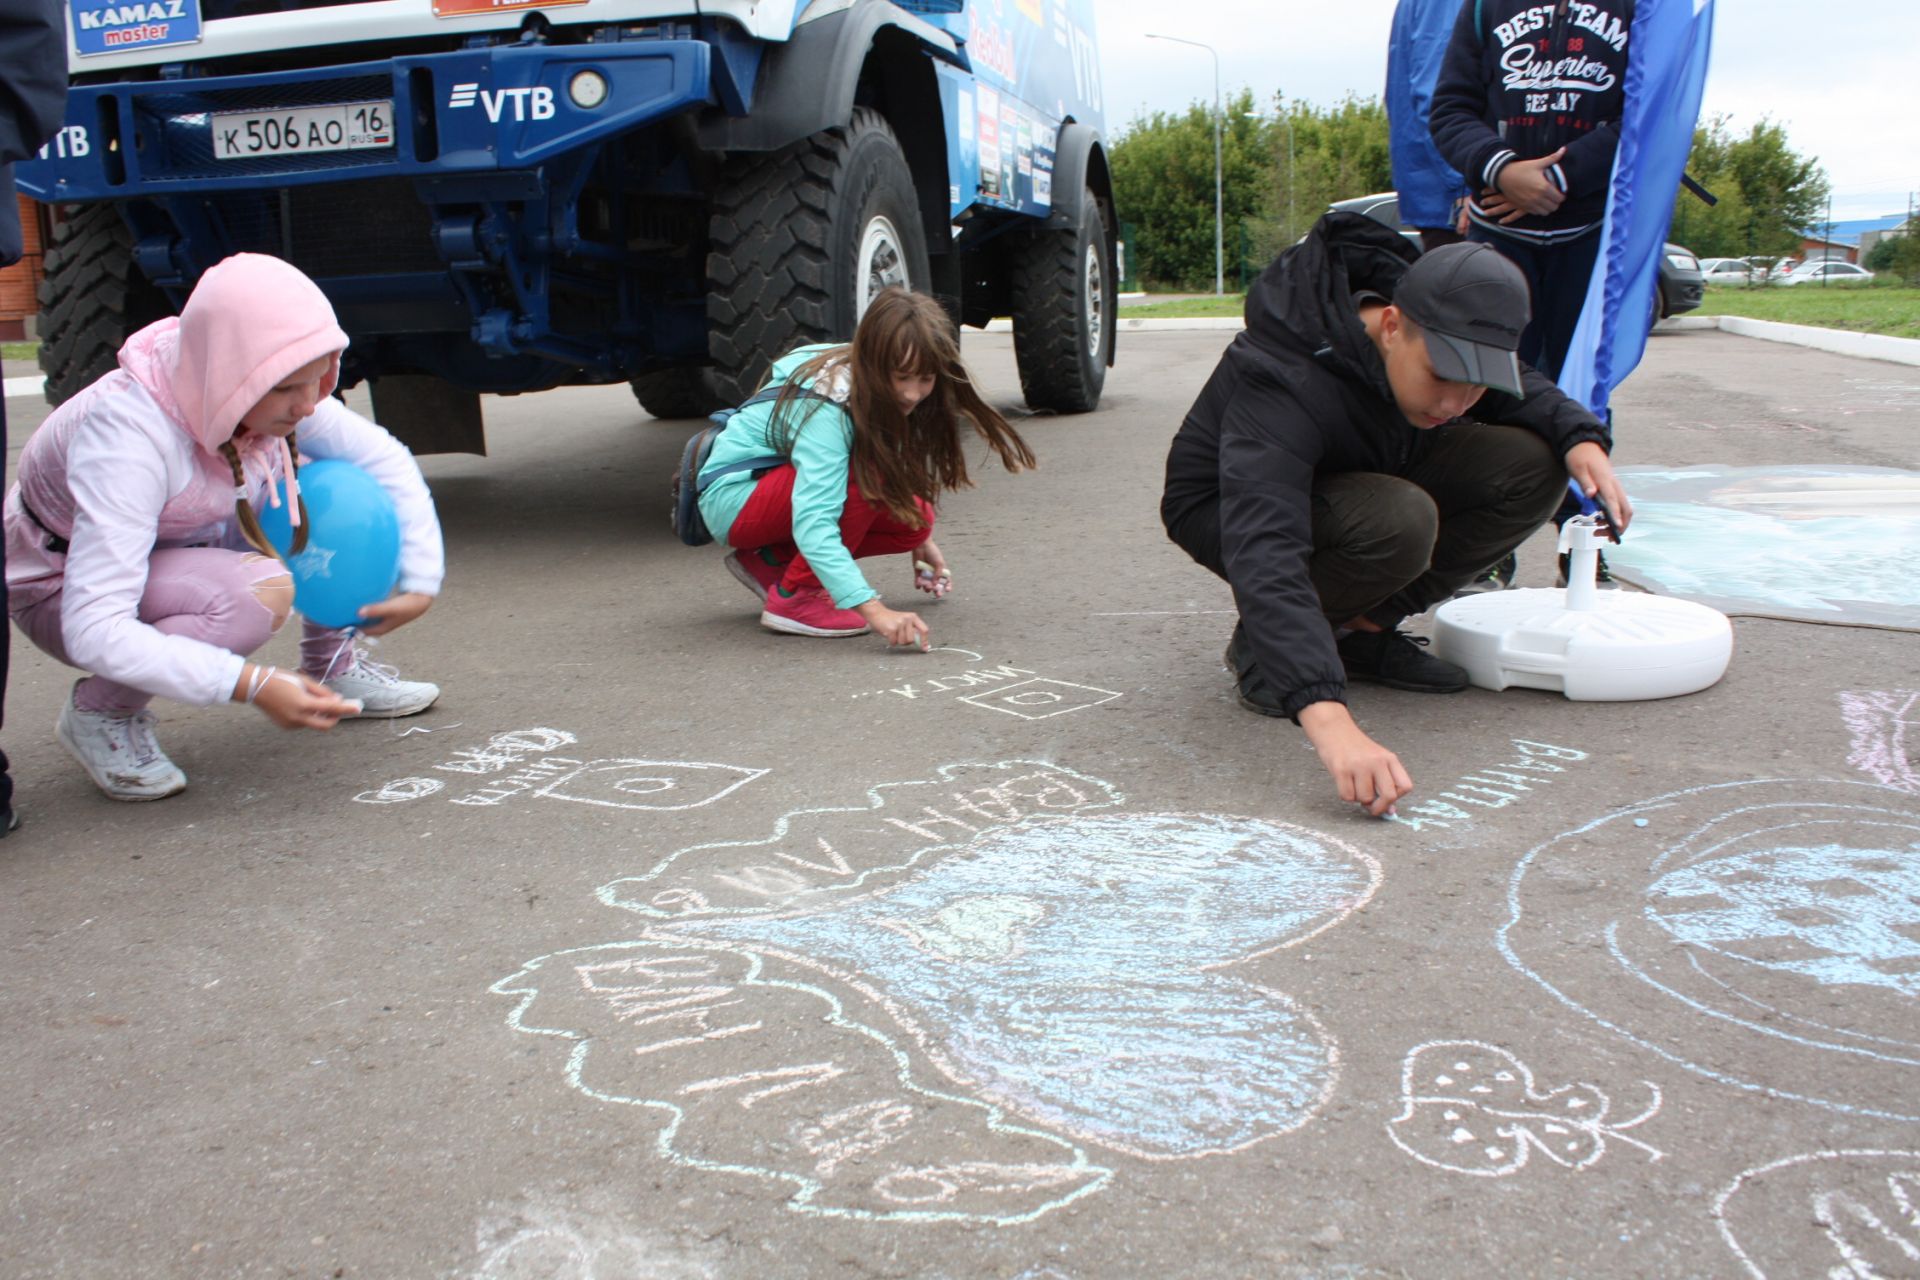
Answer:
[{"left": 209, "top": 177, "right": 439, "bottom": 276}]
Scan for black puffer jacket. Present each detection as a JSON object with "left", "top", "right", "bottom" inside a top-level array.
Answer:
[
  {"left": 1161, "top": 212, "right": 1608, "bottom": 719},
  {"left": 1429, "top": 0, "right": 1632, "bottom": 240}
]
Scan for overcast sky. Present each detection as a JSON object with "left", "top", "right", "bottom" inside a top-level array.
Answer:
[{"left": 1094, "top": 0, "right": 1914, "bottom": 224}]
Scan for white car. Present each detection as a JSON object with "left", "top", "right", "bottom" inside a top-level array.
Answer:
[
  {"left": 1774, "top": 260, "right": 1875, "bottom": 286},
  {"left": 1699, "top": 258, "right": 1755, "bottom": 283}
]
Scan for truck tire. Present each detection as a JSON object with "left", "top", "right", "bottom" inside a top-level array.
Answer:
[
  {"left": 630, "top": 366, "right": 728, "bottom": 420},
  {"left": 1010, "top": 187, "right": 1112, "bottom": 413},
  {"left": 707, "top": 107, "right": 930, "bottom": 404},
  {"left": 37, "top": 204, "right": 171, "bottom": 407}
]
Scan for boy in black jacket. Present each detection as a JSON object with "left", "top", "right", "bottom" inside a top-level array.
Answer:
[{"left": 1162, "top": 213, "right": 1631, "bottom": 817}]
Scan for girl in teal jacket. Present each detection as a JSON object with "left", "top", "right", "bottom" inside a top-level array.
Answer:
[{"left": 698, "top": 288, "right": 1035, "bottom": 648}]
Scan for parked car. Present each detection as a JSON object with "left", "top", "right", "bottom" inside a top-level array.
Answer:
[
  {"left": 1774, "top": 260, "right": 1876, "bottom": 286},
  {"left": 1327, "top": 192, "right": 1704, "bottom": 320},
  {"left": 1699, "top": 257, "right": 1755, "bottom": 283},
  {"left": 1656, "top": 244, "right": 1705, "bottom": 319}
]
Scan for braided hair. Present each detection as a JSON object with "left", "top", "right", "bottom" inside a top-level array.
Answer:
[{"left": 219, "top": 431, "right": 310, "bottom": 557}]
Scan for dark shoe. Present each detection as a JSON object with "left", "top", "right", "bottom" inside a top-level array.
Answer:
[
  {"left": 1557, "top": 550, "right": 1620, "bottom": 589},
  {"left": 1223, "top": 624, "right": 1289, "bottom": 718},
  {"left": 1453, "top": 552, "right": 1517, "bottom": 598},
  {"left": 0, "top": 807, "right": 16, "bottom": 835},
  {"left": 1338, "top": 628, "right": 1470, "bottom": 694}
]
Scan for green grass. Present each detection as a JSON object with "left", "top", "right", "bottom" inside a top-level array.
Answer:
[
  {"left": 1693, "top": 282, "right": 1920, "bottom": 340},
  {"left": 2, "top": 341, "right": 38, "bottom": 362},
  {"left": 1118, "top": 293, "right": 1247, "bottom": 319}
]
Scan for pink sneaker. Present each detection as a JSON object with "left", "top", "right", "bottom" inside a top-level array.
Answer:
[
  {"left": 760, "top": 585, "right": 870, "bottom": 637},
  {"left": 725, "top": 548, "right": 784, "bottom": 600}
]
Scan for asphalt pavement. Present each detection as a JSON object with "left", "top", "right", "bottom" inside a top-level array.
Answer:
[{"left": 3, "top": 327, "right": 1917, "bottom": 1279}]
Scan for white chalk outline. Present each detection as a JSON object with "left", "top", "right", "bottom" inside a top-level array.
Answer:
[
  {"left": 1385, "top": 1039, "right": 1662, "bottom": 1177},
  {"left": 1499, "top": 778, "right": 1920, "bottom": 1121},
  {"left": 597, "top": 759, "right": 1124, "bottom": 919},
  {"left": 490, "top": 938, "right": 1113, "bottom": 1225},
  {"left": 1714, "top": 1149, "right": 1920, "bottom": 1279},
  {"left": 534, "top": 760, "right": 770, "bottom": 812},
  {"left": 956, "top": 678, "right": 1123, "bottom": 720}
]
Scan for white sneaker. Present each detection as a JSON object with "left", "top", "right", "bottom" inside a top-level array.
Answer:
[
  {"left": 56, "top": 692, "right": 189, "bottom": 802},
  {"left": 323, "top": 651, "right": 441, "bottom": 718}
]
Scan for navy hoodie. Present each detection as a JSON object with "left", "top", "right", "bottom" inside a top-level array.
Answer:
[
  {"left": 1161, "top": 213, "right": 1608, "bottom": 719},
  {"left": 0, "top": 0, "right": 67, "bottom": 267},
  {"left": 1429, "top": 0, "right": 1632, "bottom": 243}
]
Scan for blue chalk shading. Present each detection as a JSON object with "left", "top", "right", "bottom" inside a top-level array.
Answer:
[
  {"left": 1605, "top": 465, "right": 1920, "bottom": 631},
  {"left": 1646, "top": 842, "right": 1920, "bottom": 997},
  {"left": 671, "top": 812, "right": 1377, "bottom": 1157}
]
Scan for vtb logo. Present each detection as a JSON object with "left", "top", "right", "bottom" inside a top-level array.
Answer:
[{"left": 447, "top": 83, "right": 555, "bottom": 122}]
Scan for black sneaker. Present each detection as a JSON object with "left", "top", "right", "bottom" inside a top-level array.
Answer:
[
  {"left": 1453, "top": 552, "right": 1516, "bottom": 598},
  {"left": 1556, "top": 550, "right": 1620, "bottom": 589},
  {"left": 1337, "top": 628, "right": 1470, "bottom": 693},
  {"left": 1223, "top": 624, "right": 1289, "bottom": 718}
]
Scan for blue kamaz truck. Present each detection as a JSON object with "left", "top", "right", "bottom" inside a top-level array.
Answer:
[{"left": 19, "top": 0, "right": 1114, "bottom": 452}]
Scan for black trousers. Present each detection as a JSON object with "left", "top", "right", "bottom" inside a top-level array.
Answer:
[
  {"left": 1168, "top": 423, "right": 1567, "bottom": 631},
  {"left": 1466, "top": 224, "right": 1602, "bottom": 383}
]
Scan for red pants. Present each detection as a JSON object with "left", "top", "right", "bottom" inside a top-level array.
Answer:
[{"left": 727, "top": 466, "right": 933, "bottom": 595}]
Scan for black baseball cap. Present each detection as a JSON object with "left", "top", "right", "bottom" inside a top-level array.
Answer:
[{"left": 1393, "top": 242, "right": 1531, "bottom": 396}]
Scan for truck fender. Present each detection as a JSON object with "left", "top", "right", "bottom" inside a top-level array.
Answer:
[
  {"left": 696, "top": 0, "right": 959, "bottom": 153},
  {"left": 1045, "top": 121, "right": 1109, "bottom": 228}
]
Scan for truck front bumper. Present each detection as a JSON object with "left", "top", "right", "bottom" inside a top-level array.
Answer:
[{"left": 18, "top": 38, "right": 712, "bottom": 201}]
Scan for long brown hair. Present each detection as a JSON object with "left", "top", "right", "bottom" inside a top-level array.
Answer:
[
  {"left": 766, "top": 288, "right": 1036, "bottom": 525},
  {"left": 219, "top": 432, "right": 310, "bottom": 557}
]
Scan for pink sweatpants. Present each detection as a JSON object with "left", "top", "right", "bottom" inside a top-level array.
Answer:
[{"left": 13, "top": 547, "right": 355, "bottom": 713}]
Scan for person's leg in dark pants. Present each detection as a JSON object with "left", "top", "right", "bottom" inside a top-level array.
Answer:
[
  {"left": 1368, "top": 422, "right": 1566, "bottom": 624},
  {"left": 1166, "top": 471, "right": 1452, "bottom": 709}
]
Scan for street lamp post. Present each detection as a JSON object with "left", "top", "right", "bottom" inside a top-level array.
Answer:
[{"left": 1146, "top": 32, "right": 1222, "bottom": 295}]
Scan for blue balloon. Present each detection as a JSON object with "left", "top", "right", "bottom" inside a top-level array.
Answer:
[{"left": 256, "top": 458, "right": 402, "bottom": 629}]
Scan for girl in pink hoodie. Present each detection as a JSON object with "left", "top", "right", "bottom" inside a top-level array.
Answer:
[{"left": 5, "top": 253, "right": 445, "bottom": 801}]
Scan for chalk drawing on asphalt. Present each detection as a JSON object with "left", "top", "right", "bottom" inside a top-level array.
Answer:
[
  {"left": 1501, "top": 779, "right": 1920, "bottom": 1120},
  {"left": 1378, "top": 738, "right": 1592, "bottom": 833},
  {"left": 1842, "top": 690, "right": 1920, "bottom": 794},
  {"left": 849, "top": 647, "right": 1121, "bottom": 717},
  {"left": 1605, "top": 465, "right": 1920, "bottom": 631},
  {"left": 957, "top": 678, "right": 1123, "bottom": 719},
  {"left": 1385, "top": 1040, "right": 1662, "bottom": 1177},
  {"left": 351, "top": 727, "right": 766, "bottom": 812},
  {"left": 1715, "top": 1150, "right": 1920, "bottom": 1279},
  {"left": 491, "top": 939, "right": 1111, "bottom": 1224},
  {"left": 498, "top": 761, "right": 1384, "bottom": 1217}
]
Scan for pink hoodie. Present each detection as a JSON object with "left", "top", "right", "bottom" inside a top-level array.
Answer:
[{"left": 5, "top": 253, "right": 443, "bottom": 706}]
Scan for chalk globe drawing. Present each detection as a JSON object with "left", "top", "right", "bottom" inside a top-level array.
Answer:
[
  {"left": 673, "top": 811, "right": 1382, "bottom": 1158},
  {"left": 1501, "top": 780, "right": 1920, "bottom": 1119},
  {"left": 1715, "top": 1150, "right": 1920, "bottom": 1279}
]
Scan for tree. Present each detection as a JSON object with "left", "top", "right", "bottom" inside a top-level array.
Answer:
[
  {"left": 1110, "top": 89, "right": 1271, "bottom": 291},
  {"left": 1670, "top": 115, "right": 1829, "bottom": 261}
]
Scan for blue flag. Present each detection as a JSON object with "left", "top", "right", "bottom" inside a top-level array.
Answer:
[{"left": 1558, "top": 0, "right": 1716, "bottom": 418}]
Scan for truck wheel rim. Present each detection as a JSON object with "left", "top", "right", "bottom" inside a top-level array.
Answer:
[
  {"left": 1083, "top": 241, "right": 1105, "bottom": 358},
  {"left": 857, "top": 216, "right": 909, "bottom": 318}
]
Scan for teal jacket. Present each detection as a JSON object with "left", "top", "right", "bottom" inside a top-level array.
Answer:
[{"left": 697, "top": 345, "right": 876, "bottom": 609}]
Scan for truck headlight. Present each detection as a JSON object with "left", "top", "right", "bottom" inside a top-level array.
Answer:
[{"left": 568, "top": 70, "right": 609, "bottom": 109}]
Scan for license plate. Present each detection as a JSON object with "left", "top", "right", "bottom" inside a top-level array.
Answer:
[{"left": 210, "top": 100, "right": 393, "bottom": 160}]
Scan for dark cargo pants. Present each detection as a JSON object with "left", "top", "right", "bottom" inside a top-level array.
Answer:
[{"left": 1167, "top": 421, "right": 1567, "bottom": 631}]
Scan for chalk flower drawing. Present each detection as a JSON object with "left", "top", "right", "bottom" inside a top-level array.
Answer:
[
  {"left": 1501, "top": 779, "right": 1920, "bottom": 1120},
  {"left": 1715, "top": 1150, "right": 1920, "bottom": 1279},
  {"left": 1385, "top": 1040, "right": 1661, "bottom": 1177},
  {"left": 496, "top": 761, "right": 1383, "bottom": 1220},
  {"left": 1841, "top": 690, "right": 1920, "bottom": 794}
]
